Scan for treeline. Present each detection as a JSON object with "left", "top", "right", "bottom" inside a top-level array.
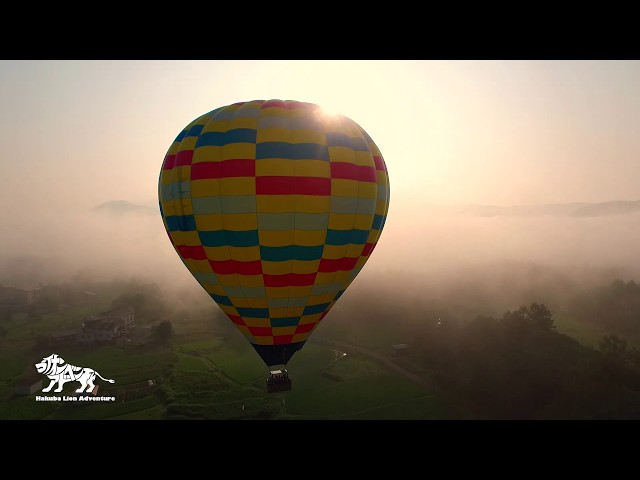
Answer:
[
  {"left": 571, "top": 279, "right": 640, "bottom": 336},
  {"left": 414, "top": 302, "right": 640, "bottom": 419},
  {"left": 328, "top": 281, "right": 640, "bottom": 419},
  {"left": 1, "top": 278, "right": 178, "bottom": 326}
]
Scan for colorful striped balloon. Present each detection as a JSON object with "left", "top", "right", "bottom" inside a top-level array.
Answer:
[{"left": 158, "top": 99, "right": 390, "bottom": 367}]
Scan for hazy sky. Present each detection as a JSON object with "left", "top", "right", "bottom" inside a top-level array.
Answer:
[
  {"left": 2, "top": 60, "right": 640, "bottom": 283},
  {"left": 2, "top": 60, "right": 639, "bottom": 211}
]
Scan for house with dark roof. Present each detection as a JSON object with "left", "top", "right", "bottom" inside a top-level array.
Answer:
[{"left": 79, "top": 306, "right": 135, "bottom": 344}]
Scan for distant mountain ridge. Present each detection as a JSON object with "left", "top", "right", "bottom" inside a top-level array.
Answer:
[
  {"left": 92, "top": 200, "right": 156, "bottom": 216},
  {"left": 93, "top": 199, "right": 640, "bottom": 218},
  {"left": 424, "top": 200, "right": 640, "bottom": 217}
]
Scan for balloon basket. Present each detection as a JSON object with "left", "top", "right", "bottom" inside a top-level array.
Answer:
[{"left": 266, "top": 368, "right": 292, "bottom": 393}]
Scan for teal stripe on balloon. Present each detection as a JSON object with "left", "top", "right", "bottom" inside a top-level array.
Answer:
[
  {"left": 211, "top": 294, "right": 233, "bottom": 306},
  {"left": 303, "top": 303, "right": 330, "bottom": 315},
  {"left": 256, "top": 142, "right": 329, "bottom": 161},
  {"left": 186, "top": 124, "right": 204, "bottom": 137},
  {"left": 271, "top": 317, "right": 301, "bottom": 327},
  {"left": 237, "top": 307, "right": 270, "bottom": 318},
  {"left": 199, "top": 230, "right": 259, "bottom": 247},
  {"left": 260, "top": 245, "right": 324, "bottom": 262},
  {"left": 166, "top": 215, "right": 196, "bottom": 231},
  {"left": 325, "top": 229, "right": 369, "bottom": 245},
  {"left": 195, "top": 128, "right": 257, "bottom": 147},
  {"left": 326, "top": 132, "right": 369, "bottom": 151}
]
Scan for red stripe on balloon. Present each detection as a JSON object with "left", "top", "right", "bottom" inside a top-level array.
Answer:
[
  {"left": 163, "top": 154, "right": 176, "bottom": 170},
  {"left": 192, "top": 159, "right": 256, "bottom": 180},
  {"left": 175, "top": 150, "right": 194, "bottom": 166},
  {"left": 209, "top": 260, "right": 263, "bottom": 275},
  {"left": 264, "top": 273, "right": 317, "bottom": 287},
  {"left": 330, "top": 163, "right": 377, "bottom": 182},
  {"left": 373, "top": 155, "right": 386, "bottom": 171},
  {"left": 274, "top": 335, "right": 294, "bottom": 345},
  {"left": 227, "top": 314, "right": 246, "bottom": 326},
  {"left": 176, "top": 245, "right": 207, "bottom": 260},
  {"left": 361, "top": 242, "right": 376, "bottom": 257},
  {"left": 256, "top": 176, "right": 330, "bottom": 195},
  {"left": 294, "top": 322, "right": 316, "bottom": 334},
  {"left": 191, "top": 162, "right": 220, "bottom": 180},
  {"left": 220, "top": 159, "right": 255, "bottom": 178},
  {"left": 318, "top": 257, "right": 359, "bottom": 272},
  {"left": 248, "top": 327, "right": 272, "bottom": 336}
]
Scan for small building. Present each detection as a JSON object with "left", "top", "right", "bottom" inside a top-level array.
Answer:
[
  {"left": 15, "top": 378, "right": 42, "bottom": 396},
  {"left": 80, "top": 306, "right": 135, "bottom": 343},
  {"left": 391, "top": 344, "right": 410, "bottom": 356}
]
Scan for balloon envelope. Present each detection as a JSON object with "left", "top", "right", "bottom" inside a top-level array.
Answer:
[{"left": 158, "top": 99, "right": 390, "bottom": 367}]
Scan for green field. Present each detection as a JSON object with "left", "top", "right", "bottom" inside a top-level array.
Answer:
[
  {"left": 0, "top": 320, "right": 459, "bottom": 419},
  {"left": 552, "top": 313, "right": 640, "bottom": 348},
  {"left": 2, "top": 286, "right": 627, "bottom": 420}
]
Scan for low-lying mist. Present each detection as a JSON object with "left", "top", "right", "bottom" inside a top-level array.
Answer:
[{"left": 2, "top": 202, "right": 640, "bottom": 325}]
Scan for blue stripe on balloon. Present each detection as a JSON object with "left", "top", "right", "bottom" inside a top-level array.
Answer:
[
  {"left": 303, "top": 303, "right": 330, "bottom": 315},
  {"left": 260, "top": 245, "right": 324, "bottom": 262},
  {"left": 186, "top": 124, "right": 204, "bottom": 137},
  {"left": 256, "top": 142, "right": 329, "bottom": 161},
  {"left": 210, "top": 294, "right": 233, "bottom": 306},
  {"left": 165, "top": 215, "right": 196, "bottom": 231},
  {"left": 198, "top": 230, "right": 259, "bottom": 248},
  {"left": 271, "top": 317, "right": 301, "bottom": 327},
  {"left": 237, "top": 307, "right": 270, "bottom": 318},
  {"left": 325, "top": 229, "right": 369, "bottom": 245},
  {"left": 174, "top": 129, "right": 188, "bottom": 142},
  {"left": 326, "top": 132, "right": 369, "bottom": 151},
  {"left": 195, "top": 129, "right": 257, "bottom": 148}
]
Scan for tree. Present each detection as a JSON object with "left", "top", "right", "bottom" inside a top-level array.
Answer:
[
  {"left": 599, "top": 334, "right": 632, "bottom": 366},
  {"left": 502, "top": 302, "right": 554, "bottom": 331},
  {"left": 153, "top": 320, "right": 174, "bottom": 341},
  {"left": 527, "top": 302, "right": 555, "bottom": 331}
]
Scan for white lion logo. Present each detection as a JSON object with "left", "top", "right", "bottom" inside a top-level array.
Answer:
[{"left": 35, "top": 353, "right": 115, "bottom": 393}]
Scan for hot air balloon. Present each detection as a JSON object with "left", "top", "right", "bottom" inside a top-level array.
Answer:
[{"left": 158, "top": 99, "right": 390, "bottom": 392}]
